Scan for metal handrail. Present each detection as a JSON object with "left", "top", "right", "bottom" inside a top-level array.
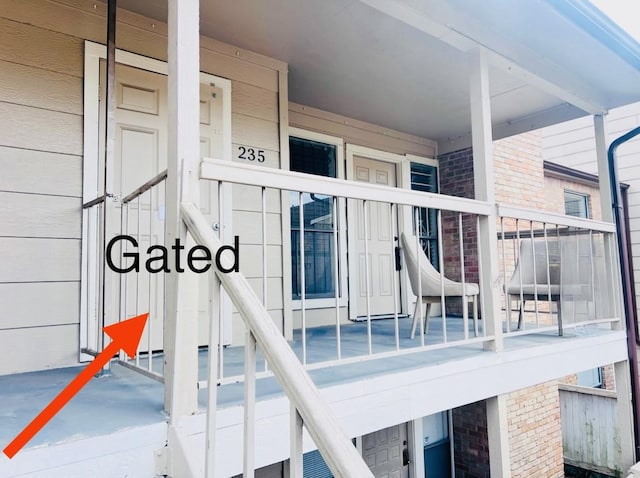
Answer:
[
  {"left": 181, "top": 202, "right": 374, "bottom": 478},
  {"left": 83, "top": 194, "right": 106, "bottom": 209},
  {"left": 122, "top": 169, "right": 168, "bottom": 204}
]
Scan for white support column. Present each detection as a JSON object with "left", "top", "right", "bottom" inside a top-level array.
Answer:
[
  {"left": 164, "top": 0, "right": 201, "bottom": 419},
  {"left": 469, "top": 49, "right": 503, "bottom": 351},
  {"left": 594, "top": 115, "right": 613, "bottom": 223},
  {"left": 487, "top": 395, "right": 511, "bottom": 478},
  {"left": 594, "top": 114, "right": 625, "bottom": 324},
  {"left": 614, "top": 360, "right": 636, "bottom": 471}
]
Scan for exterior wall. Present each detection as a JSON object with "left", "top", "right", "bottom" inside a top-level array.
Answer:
[
  {"left": 494, "top": 131, "right": 546, "bottom": 209},
  {"left": 0, "top": 0, "right": 287, "bottom": 372},
  {"left": 452, "top": 401, "right": 490, "bottom": 478},
  {"left": 506, "top": 382, "right": 564, "bottom": 478}
]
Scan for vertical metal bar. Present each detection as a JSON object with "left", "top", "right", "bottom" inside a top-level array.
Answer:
[
  {"left": 204, "top": 269, "right": 220, "bottom": 478},
  {"left": 556, "top": 224, "right": 563, "bottom": 336},
  {"left": 218, "top": 181, "right": 225, "bottom": 380},
  {"left": 118, "top": 203, "right": 126, "bottom": 361},
  {"left": 477, "top": 215, "right": 486, "bottom": 336},
  {"left": 501, "top": 216, "right": 509, "bottom": 333},
  {"left": 516, "top": 219, "right": 524, "bottom": 331},
  {"left": 589, "top": 229, "right": 595, "bottom": 321},
  {"left": 574, "top": 229, "right": 579, "bottom": 324},
  {"left": 243, "top": 331, "right": 256, "bottom": 478},
  {"left": 458, "top": 213, "right": 468, "bottom": 340},
  {"left": 135, "top": 195, "right": 141, "bottom": 367},
  {"left": 97, "top": 204, "right": 104, "bottom": 353},
  {"left": 332, "top": 196, "right": 342, "bottom": 360},
  {"left": 261, "top": 187, "right": 268, "bottom": 372},
  {"left": 437, "top": 209, "right": 447, "bottom": 343},
  {"left": 299, "top": 192, "right": 307, "bottom": 364},
  {"left": 414, "top": 207, "right": 425, "bottom": 346},
  {"left": 290, "top": 406, "right": 303, "bottom": 478},
  {"left": 391, "top": 203, "right": 400, "bottom": 351},
  {"left": 86, "top": 208, "right": 92, "bottom": 352},
  {"left": 530, "top": 221, "right": 540, "bottom": 328},
  {"left": 147, "top": 189, "right": 153, "bottom": 371},
  {"left": 543, "top": 223, "right": 553, "bottom": 327},
  {"left": 363, "top": 200, "right": 372, "bottom": 355}
]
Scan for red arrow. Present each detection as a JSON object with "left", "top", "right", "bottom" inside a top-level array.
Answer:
[{"left": 3, "top": 313, "right": 149, "bottom": 459}]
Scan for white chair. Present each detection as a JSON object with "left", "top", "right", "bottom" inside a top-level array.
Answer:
[
  {"left": 400, "top": 233, "right": 479, "bottom": 339},
  {"left": 506, "top": 236, "right": 593, "bottom": 334},
  {"left": 506, "top": 238, "right": 561, "bottom": 331}
]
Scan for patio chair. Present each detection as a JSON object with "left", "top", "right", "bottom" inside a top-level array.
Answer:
[
  {"left": 506, "top": 238, "right": 561, "bottom": 331},
  {"left": 400, "top": 233, "right": 479, "bottom": 339},
  {"left": 506, "top": 236, "right": 592, "bottom": 334}
]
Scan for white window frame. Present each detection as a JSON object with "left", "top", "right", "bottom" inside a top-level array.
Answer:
[
  {"left": 288, "top": 127, "right": 348, "bottom": 310},
  {"left": 563, "top": 189, "right": 590, "bottom": 219}
]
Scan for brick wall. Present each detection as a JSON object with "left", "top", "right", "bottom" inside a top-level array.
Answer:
[
  {"left": 438, "top": 147, "right": 478, "bottom": 315},
  {"left": 452, "top": 400, "right": 490, "bottom": 478},
  {"left": 507, "top": 382, "right": 564, "bottom": 478},
  {"left": 494, "top": 131, "right": 546, "bottom": 209}
]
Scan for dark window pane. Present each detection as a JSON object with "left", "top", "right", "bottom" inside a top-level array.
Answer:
[
  {"left": 289, "top": 137, "right": 339, "bottom": 299},
  {"left": 410, "top": 163, "right": 439, "bottom": 268},
  {"left": 290, "top": 137, "right": 336, "bottom": 178}
]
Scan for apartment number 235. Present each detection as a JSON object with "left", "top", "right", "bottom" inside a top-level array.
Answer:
[{"left": 238, "top": 146, "right": 265, "bottom": 163}]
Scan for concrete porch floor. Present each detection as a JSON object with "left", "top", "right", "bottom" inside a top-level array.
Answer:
[{"left": 0, "top": 315, "right": 616, "bottom": 458}]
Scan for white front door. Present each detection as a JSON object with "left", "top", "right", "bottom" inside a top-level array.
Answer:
[
  {"left": 96, "top": 62, "right": 230, "bottom": 350},
  {"left": 352, "top": 155, "right": 398, "bottom": 317},
  {"left": 362, "top": 423, "right": 410, "bottom": 478}
]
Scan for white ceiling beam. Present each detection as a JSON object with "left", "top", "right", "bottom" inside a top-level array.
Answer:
[{"left": 359, "top": 0, "right": 609, "bottom": 115}]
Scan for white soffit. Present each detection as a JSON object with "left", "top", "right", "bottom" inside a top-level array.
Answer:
[{"left": 113, "top": 0, "right": 640, "bottom": 148}]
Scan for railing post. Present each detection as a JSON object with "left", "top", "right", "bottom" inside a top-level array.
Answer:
[
  {"left": 469, "top": 49, "right": 503, "bottom": 351},
  {"left": 165, "top": 0, "right": 200, "bottom": 422},
  {"left": 290, "top": 406, "right": 303, "bottom": 478}
]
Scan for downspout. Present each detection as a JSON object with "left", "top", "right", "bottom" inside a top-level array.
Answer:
[
  {"left": 621, "top": 187, "right": 640, "bottom": 346},
  {"left": 608, "top": 126, "right": 640, "bottom": 461}
]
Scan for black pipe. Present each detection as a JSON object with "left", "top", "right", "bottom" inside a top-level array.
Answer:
[
  {"left": 608, "top": 125, "right": 640, "bottom": 461},
  {"left": 99, "top": 0, "right": 117, "bottom": 375},
  {"left": 621, "top": 187, "right": 640, "bottom": 346}
]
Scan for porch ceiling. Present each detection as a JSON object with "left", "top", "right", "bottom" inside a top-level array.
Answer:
[{"left": 114, "top": 0, "right": 640, "bottom": 152}]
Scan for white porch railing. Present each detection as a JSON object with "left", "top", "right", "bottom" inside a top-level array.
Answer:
[
  {"left": 200, "top": 157, "right": 498, "bottom": 387},
  {"left": 117, "top": 170, "right": 168, "bottom": 382},
  {"left": 80, "top": 194, "right": 107, "bottom": 357},
  {"left": 497, "top": 205, "right": 621, "bottom": 337},
  {"left": 181, "top": 202, "right": 374, "bottom": 478}
]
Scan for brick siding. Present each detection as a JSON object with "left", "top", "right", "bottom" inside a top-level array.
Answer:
[{"left": 452, "top": 401, "right": 490, "bottom": 478}]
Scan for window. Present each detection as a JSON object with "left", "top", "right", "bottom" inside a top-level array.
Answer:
[
  {"left": 564, "top": 190, "right": 589, "bottom": 218},
  {"left": 577, "top": 367, "right": 603, "bottom": 388},
  {"left": 290, "top": 136, "right": 339, "bottom": 300},
  {"left": 411, "top": 162, "right": 439, "bottom": 269}
]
